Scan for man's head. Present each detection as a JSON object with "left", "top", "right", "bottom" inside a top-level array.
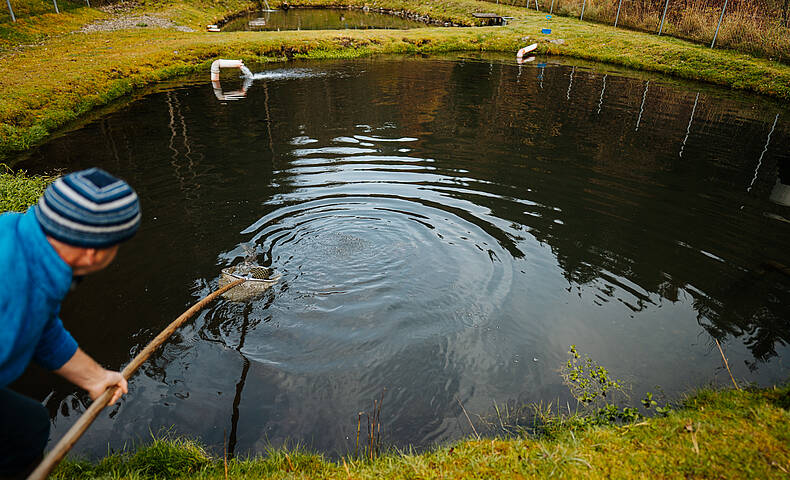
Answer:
[{"left": 34, "top": 168, "right": 141, "bottom": 275}]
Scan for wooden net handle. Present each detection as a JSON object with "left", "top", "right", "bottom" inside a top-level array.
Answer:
[{"left": 27, "top": 278, "right": 245, "bottom": 480}]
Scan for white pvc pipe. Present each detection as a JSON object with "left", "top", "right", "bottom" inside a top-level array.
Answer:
[
  {"left": 53, "top": 0, "right": 59, "bottom": 13},
  {"left": 517, "top": 43, "right": 538, "bottom": 58},
  {"left": 210, "top": 59, "right": 245, "bottom": 82}
]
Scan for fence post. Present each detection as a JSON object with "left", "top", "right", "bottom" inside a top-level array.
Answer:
[
  {"left": 535, "top": 0, "right": 539, "bottom": 11},
  {"left": 53, "top": 0, "right": 59, "bottom": 13},
  {"left": 550, "top": 0, "right": 555, "bottom": 14},
  {"left": 711, "top": 0, "right": 728, "bottom": 48},
  {"left": 6, "top": 0, "right": 15, "bottom": 21},
  {"left": 580, "top": 0, "right": 586, "bottom": 20},
  {"left": 614, "top": 0, "right": 623, "bottom": 27},
  {"left": 658, "top": 0, "right": 670, "bottom": 35},
  {"left": 86, "top": 0, "right": 90, "bottom": 7}
]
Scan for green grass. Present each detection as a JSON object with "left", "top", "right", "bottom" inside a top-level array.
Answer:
[
  {"left": 51, "top": 384, "right": 790, "bottom": 479},
  {"left": 0, "top": 2, "right": 105, "bottom": 52},
  {"left": 1, "top": 0, "right": 790, "bottom": 164},
  {"left": 0, "top": 165, "right": 56, "bottom": 213}
]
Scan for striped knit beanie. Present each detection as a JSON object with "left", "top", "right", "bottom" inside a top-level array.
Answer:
[{"left": 34, "top": 168, "right": 141, "bottom": 248}]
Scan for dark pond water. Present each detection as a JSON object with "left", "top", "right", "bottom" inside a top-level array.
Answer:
[
  {"left": 11, "top": 55, "right": 790, "bottom": 459},
  {"left": 221, "top": 8, "right": 427, "bottom": 31}
]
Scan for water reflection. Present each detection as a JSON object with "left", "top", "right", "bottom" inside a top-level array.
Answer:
[
  {"left": 679, "top": 92, "right": 699, "bottom": 158},
  {"left": 771, "top": 153, "right": 790, "bottom": 208},
  {"left": 211, "top": 78, "right": 251, "bottom": 101},
  {"left": 221, "top": 8, "right": 427, "bottom": 32},
  {"left": 10, "top": 56, "right": 790, "bottom": 459},
  {"left": 596, "top": 74, "right": 606, "bottom": 115},
  {"left": 635, "top": 80, "right": 649, "bottom": 131},
  {"left": 749, "top": 113, "right": 780, "bottom": 192}
]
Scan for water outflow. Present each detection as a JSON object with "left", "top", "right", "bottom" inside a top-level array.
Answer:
[
  {"left": 211, "top": 60, "right": 256, "bottom": 101},
  {"left": 213, "top": 66, "right": 327, "bottom": 101}
]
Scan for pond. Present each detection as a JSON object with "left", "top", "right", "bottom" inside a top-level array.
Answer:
[
  {"left": 11, "top": 54, "right": 790, "bottom": 459},
  {"left": 220, "top": 8, "right": 429, "bottom": 31}
]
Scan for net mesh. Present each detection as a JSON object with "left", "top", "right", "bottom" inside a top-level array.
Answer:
[{"left": 222, "top": 264, "right": 275, "bottom": 281}]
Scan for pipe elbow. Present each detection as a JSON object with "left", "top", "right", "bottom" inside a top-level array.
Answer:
[{"left": 210, "top": 59, "right": 245, "bottom": 81}]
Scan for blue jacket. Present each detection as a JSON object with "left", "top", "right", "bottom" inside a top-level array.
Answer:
[{"left": 0, "top": 208, "right": 78, "bottom": 387}]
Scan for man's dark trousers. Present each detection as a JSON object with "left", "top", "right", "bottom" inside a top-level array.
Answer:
[{"left": 0, "top": 388, "right": 49, "bottom": 479}]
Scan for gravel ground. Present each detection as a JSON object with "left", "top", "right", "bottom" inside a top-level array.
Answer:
[{"left": 78, "top": 1, "right": 195, "bottom": 33}]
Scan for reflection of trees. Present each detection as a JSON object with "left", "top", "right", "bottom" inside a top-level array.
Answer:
[
  {"left": 165, "top": 90, "right": 207, "bottom": 220},
  {"left": 189, "top": 300, "right": 469, "bottom": 455},
  {"left": 282, "top": 58, "right": 789, "bottom": 366},
  {"left": 428, "top": 59, "right": 790, "bottom": 365},
  {"left": 198, "top": 299, "right": 272, "bottom": 457},
  {"left": 695, "top": 265, "right": 790, "bottom": 364}
]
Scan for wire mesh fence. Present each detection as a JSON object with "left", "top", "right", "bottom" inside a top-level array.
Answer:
[
  {"left": 2, "top": 0, "right": 100, "bottom": 23},
  {"left": 488, "top": 0, "right": 790, "bottom": 62}
]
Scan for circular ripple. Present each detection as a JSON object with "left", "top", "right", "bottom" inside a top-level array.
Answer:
[{"left": 206, "top": 130, "right": 518, "bottom": 371}]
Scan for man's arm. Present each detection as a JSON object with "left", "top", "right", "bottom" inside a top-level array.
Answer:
[{"left": 54, "top": 348, "right": 128, "bottom": 405}]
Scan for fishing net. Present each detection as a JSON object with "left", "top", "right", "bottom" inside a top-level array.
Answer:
[{"left": 219, "top": 263, "right": 280, "bottom": 302}]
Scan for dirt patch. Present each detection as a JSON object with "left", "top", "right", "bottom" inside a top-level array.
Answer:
[{"left": 79, "top": 1, "right": 195, "bottom": 33}]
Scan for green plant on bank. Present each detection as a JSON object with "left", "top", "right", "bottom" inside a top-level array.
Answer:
[
  {"left": 356, "top": 390, "right": 386, "bottom": 461},
  {"left": 0, "top": 165, "right": 56, "bottom": 213},
  {"left": 526, "top": 346, "right": 671, "bottom": 438},
  {"left": 54, "top": 434, "right": 214, "bottom": 479},
  {"left": 561, "top": 345, "right": 625, "bottom": 406},
  {"left": 473, "top": 346, "right": 670, "bottom": 441},
  {"left": 642, "top": 390, "right": 672, "bottom": 415}
]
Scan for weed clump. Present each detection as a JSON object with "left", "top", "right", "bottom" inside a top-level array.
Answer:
[
  {"left": 51, "top": 435, "right": 212, "bottom": 479},
  {"left": 527, "top": 345, "right": 672, "bottom": 437},
  {"left": 125, "top": 436, "right": 212, "bottom": 477},
  {"left": 561, "top": 345, "right": 624, "bottom": 406}
]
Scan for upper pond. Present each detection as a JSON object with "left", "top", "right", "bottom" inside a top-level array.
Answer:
[
  {"left": 221, "top": 8, "right": 428, "bottom": 31},
  {"left": 12, "top": 55, "right": 790, "bottom": 459}
]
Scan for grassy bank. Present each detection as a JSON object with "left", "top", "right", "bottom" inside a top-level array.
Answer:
[
  {"left": 52, "top": 384, "right": 790, "bottom": 479},
  {"left": 2, "top": 0, "right": 790, "bottom": 162},
  {"left": 0, "top": 166, "right": 55, "bottom": 212}
]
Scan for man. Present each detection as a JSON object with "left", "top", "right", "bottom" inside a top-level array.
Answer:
[{"left": 0, "top": 168, "right": 141, "bottom": 478}]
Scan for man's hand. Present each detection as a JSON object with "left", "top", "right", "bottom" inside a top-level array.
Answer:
[
  {"left": 54, "top": 348, "right": 128, "bottom": 405},
  {"left": 85, "top": 369, "right": 128, "bottom": 405}
]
